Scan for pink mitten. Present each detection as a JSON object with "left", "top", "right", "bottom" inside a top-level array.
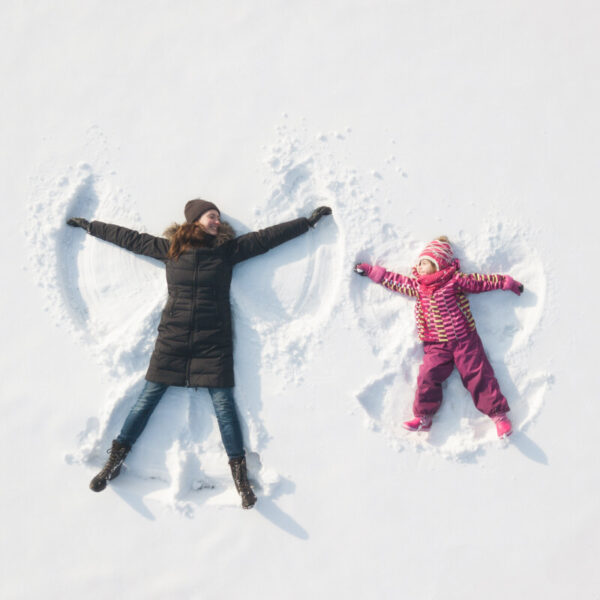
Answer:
[
  {"left": 354, "top": 263, "right": 372, "bottom": 277},
  {"left": 503, "top": 275, "right": 524, "bottom": 295},
  {"left": 354, "top": 263, "right": 386, "bottom": 283}
]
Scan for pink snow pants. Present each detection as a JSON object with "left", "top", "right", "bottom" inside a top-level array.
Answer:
[{"left": 413, "top": 331, "right": 510, "bottom": 418}]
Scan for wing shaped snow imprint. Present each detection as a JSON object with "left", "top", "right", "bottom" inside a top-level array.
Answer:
[
  {"left": 350, "top": 220, "right": 551, "bottom": 460},
  {"left": 260, "top": 120, "right": 551, "bottom": 461},
  {"left": 233, "top": 133, "right": 343, "bottom": 389},
  {"left": 26, "top": 164, "right": 292, "bottom": 514}
]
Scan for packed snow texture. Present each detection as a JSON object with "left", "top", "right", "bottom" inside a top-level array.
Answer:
[{"left": 26, "top": 120, "right": 551, "bottom": 515}]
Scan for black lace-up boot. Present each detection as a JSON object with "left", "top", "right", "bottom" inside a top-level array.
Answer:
[
  {"left": 228, "top": 456, "right": 257, "bottom": 509},
  {"left": 89, "top": 440, "right": 130, "bottom": 492}
]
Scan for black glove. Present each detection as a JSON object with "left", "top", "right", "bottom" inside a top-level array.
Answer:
[
  {"left": 66, "top": 217, "right": 91, "bottom": 232},
  {"left": 307, "top": 206, "right": 332, "bottom": 227}
]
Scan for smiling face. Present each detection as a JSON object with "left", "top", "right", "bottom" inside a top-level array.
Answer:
[
  {"left": 197, "top": 209, "right": 221, "bottom": 235},
  {"left": 417, "top": 258, "right": 437, "bottom": 275}
]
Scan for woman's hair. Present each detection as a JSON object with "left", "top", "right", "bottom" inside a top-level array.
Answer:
[
  {"left": 164, "top": 222, "right": 209, "bottom": 260},
  {"left": 436, "top": 235, "right": 449, "bottom": 242}
]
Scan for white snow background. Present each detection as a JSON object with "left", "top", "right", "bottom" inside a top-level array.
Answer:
[{"left": 2, "top": 2, "right": 599, "bottom": 599}]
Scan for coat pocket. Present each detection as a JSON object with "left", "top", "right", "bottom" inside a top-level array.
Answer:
[{"left": 166, "top": 290, "right": 180, "bottom": 317}]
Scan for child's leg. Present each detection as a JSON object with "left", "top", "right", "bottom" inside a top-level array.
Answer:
[
  {"left": 453, "top": 332, "right": 510, "bottom": 417},
  {"left": 413, "top": 342, "right": 455, "bottom": 417}
]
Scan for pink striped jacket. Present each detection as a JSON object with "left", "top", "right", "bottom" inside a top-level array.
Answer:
[{"left": 371, "top": 259, "right": 510, "bottom": 342}]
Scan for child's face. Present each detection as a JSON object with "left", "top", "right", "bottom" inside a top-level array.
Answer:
[{"left": 417, "top": 259, "right": 436, "bottom": 275}]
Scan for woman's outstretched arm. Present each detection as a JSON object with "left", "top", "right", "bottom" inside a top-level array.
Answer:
[
  {"left": 66, "top": 218, "right": 170, "bottom": 262},
  {"left": 227, "top": 207, "right": 332, "bottom": 265}
]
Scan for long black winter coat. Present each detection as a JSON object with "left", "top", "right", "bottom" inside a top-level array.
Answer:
[{"left": 88, "top": 217, "right": 310, "bottom": 388}]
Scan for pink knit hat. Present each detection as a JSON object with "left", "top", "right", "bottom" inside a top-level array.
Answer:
[{"left": 418, "top": 238, "right": 453, "bottom": 271}]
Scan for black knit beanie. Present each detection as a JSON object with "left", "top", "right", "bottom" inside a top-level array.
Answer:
[{"left": 184, "top": 199, "right": 220, "bottom": 223}]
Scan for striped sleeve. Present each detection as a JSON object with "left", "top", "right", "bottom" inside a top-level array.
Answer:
[
  {"left": 381, "top": 270, "right": 418, "bottom": 297},
  {"left": 455, "top": 272, "right": 507, "bottom": 293}
]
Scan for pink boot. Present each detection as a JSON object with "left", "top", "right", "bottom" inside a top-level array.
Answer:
[
  {"left": 402, "top": 416, "right": 432, "bottom": 432},
  {"left": 493, "top": 414, "right": 512, "bottom": 438}
]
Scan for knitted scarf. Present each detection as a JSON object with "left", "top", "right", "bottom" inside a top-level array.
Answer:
[{"left": 416, "top": 259, "right": 460, "bottom": 296}]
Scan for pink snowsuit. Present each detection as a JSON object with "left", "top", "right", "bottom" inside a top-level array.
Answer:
[{"left": 366, "top": 259, "right": 512, "bottom": 418}]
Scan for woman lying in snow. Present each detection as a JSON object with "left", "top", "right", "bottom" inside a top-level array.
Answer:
[
  {"left": 67, "top": 200, "right": 332, "bottom": 508},
  {"left": 354, "top": 236, "right": 523, "bottom": 439}
]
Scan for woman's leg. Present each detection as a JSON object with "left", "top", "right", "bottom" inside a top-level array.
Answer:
[
  {"left": 453, "top": 332, "right": 510, "bottom": 417},
  {"left": 207, "top": 387, "right": 245, "bottom": 458},
  {"left": 208, "top": 387, "right": 256, "bottom": 508},
  {"left": 116, "top": 380, "right": 169, "bottom": 447}
]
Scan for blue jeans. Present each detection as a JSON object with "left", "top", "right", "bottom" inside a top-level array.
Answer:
[{"left": 116, "top": 381, "right": 245, "bottom": 459}]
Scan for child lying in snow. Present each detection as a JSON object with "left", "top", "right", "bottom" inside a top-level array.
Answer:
[{"left": 354, "top": 236, "right": 523, "bottom": 438}]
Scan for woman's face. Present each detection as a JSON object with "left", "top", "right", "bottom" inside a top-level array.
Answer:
[{"left": 197, "top": 209, "right": 221, "bottom": 235}]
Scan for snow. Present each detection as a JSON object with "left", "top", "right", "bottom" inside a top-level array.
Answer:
[{"left": 2, "top": 1, "right": 599, "bottom": 599}]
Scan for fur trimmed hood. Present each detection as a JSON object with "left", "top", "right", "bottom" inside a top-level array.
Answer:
[{"left": 163, "top": 221, "right": 236, "bottom": 247}]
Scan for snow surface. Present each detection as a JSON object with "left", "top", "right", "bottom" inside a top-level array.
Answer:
[{"left": 2, "top": 2, "right": 599, "bottom": 599}]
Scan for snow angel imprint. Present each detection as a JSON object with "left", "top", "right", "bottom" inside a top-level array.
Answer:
[
  {"left": 66, "top": 200, "right": 332, "bottom": 508},
  {"left": 354, "top": 236, "right": 524, "bottom": 439}
]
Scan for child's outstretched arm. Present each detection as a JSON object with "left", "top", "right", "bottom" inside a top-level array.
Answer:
[
  {"left": 354, "top": 263, "right": 418, "bottom": 297},
  {"left": 456, "top": 272, "right": 524, "bottom": 295}
]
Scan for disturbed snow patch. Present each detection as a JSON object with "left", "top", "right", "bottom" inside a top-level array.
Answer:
[
  {"left": 25, "top": 157, "right": 290, "bottom": 514},
  {"left": 232, "top": 126, "right": 344, "bottom": 389},
  {"left": 25, "top": 122, "right": 351, "bottom": 513},
  {"left": 348, "top": 207, "right": 550, "bottom": 460},
  {"left": 259, "top": 119, "right": 551, "bottom": 460},
  {"left": 25, "top": 120, "right": 553, "bottom": 514}
]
